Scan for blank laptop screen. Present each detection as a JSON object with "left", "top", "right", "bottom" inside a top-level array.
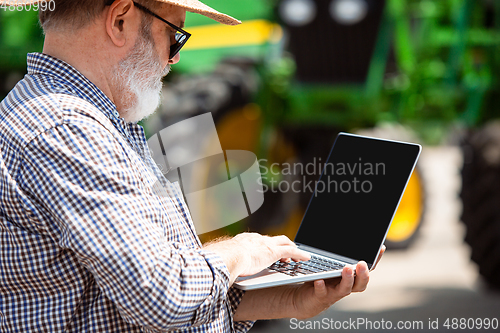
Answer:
[{"left": 294, "top": 133, "right": 421, "bottom": 265}]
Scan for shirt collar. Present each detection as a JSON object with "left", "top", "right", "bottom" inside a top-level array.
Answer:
[{"left": 27, "top": 52, "right": 123, "bottom": 123}]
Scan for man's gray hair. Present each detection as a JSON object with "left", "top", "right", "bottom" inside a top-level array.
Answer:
[{"left": 39, "top": 0, "right": 161, "bottom": 32}]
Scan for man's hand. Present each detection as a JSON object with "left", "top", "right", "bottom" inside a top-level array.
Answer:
[
  {"left": 290, "top": 262, "right": 367, "bottom": 319},
  {"left": 290, "top": 245, "right": 385, "bottom": 319},
  {"left": 203, "top": 233, "right": 310, "bottom": 284},
  {"left": 233, "top": 245, "right": 386, "bottom": 321}
]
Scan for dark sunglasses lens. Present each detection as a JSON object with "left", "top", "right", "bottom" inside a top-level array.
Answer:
[
  {"left": 170, "top": 43, "right": 182, "bottom": 59},
  {"left": 169, "top": 33, "right": 189, "bottom": 59},
  {"left": 170, "top": 44, "right": 180, "bottom": 59},
  {"left": 175, "top": 33, "right": 186, "bottom": 43}
]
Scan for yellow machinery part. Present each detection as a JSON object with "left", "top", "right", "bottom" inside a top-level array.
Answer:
[
  {"left": 386, "top": 169, "right": 424, "bottom": 243},
  {"left": 197, "top": 105, "right": 263, "bottom": 243},
  {"left": 216, "top": 104, "right": 263, "bottom": 151},
  {"left": 183, "top": 19, "right": 283, "bottom": 51}
]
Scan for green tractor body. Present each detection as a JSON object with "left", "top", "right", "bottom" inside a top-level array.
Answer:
[
  {"left": 170, "top": 0, "right": 428, "bottom": 247},
  {"left": 1, "top": 0, "right": 499, "bottom": 286},
  {"left": 0, "top": 8, "right": 43, "bottom": 95},
  {"left": 171, "top": 0, "right": 500, "bottom": 286}
]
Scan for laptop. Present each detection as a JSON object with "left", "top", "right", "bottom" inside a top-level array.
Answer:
[{"left": 234, "top": 132, "right": 421, "bottom": 290}]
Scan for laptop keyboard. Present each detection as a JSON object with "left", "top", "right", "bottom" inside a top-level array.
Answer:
[{"left": 269, "top": 255, "right": 345, "bottom": 276}]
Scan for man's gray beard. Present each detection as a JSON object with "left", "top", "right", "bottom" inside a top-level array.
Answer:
[{"left": 112, "top": 32, "right": 170, "bottom": 123}]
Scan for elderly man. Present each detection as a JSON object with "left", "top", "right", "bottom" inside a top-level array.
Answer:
[{"left": 0, "top": 0, "right": 381, "bottom": 332}]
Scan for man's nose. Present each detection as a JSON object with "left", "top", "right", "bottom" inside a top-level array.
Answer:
[{"left": 169, "top": 52, "right": 180, "bottom": 65}]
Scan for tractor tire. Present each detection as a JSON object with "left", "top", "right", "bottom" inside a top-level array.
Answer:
[{"left": 460, "top": 121, "right": 500, "bottom": 289}]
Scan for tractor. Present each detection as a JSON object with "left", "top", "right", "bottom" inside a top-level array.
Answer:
[
  {"left": 146, "top": 0, "right": 428, "bottom": 249},
  {"left": 0, "top": 0, "right": 499, "bottom": 287},
  {"left": 145, "top": 0, "right": 500, "bottom": 287}
]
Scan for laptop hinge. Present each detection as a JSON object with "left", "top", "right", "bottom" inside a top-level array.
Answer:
[{"left": 296, "top": 243, "right": 360, "bottom": 266}]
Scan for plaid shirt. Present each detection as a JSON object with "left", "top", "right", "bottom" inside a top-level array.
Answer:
[{"left": 0, "top": 53, "right": 254, "bottom": 333}]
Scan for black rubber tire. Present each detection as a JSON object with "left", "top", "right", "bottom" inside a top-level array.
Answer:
[{"left": 460, "top": 121, "right": 500, "bottom": 289}]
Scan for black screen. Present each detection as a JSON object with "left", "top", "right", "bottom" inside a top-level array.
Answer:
[{"left": 294, "top": 133, "right": 421, "bottom": 265}]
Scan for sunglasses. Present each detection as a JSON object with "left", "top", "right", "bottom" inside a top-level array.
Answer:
[{"left": 106, "top": 1, "right": 191, "bottom": 59}]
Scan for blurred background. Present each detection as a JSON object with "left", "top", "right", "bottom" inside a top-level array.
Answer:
[{"left": 1, "top": 0, "right": 499, "bottom": 330}]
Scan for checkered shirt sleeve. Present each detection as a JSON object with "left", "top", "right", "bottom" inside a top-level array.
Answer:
[{"left": 0, "top": 53, "right": 254, "bottom": 333}]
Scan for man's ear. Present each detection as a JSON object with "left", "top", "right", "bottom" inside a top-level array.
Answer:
[{"left": 105, "top": 0, "right": 137, "bottom": 47}]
